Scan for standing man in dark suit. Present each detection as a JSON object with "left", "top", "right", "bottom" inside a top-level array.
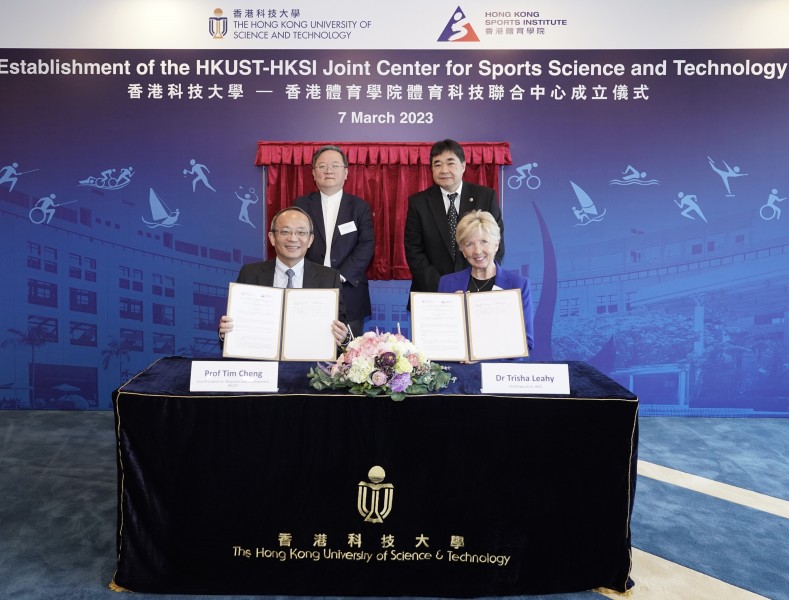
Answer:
[
  {"left": 293, "top": 145, "right": 374, "bottom": 338},
  {"left": 218, "top": 206, "right": 350, "bottom": 346},
  {"left": 404, "top": 139, "right": 505, "bottom": 298}
]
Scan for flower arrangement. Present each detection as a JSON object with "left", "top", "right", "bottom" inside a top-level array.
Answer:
[{"left": 307, "top": 330, "right": 454, "bottom": 401}]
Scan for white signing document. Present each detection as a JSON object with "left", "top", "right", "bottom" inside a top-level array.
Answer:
[
  {"left": 281, "top": 288, "right": 339, "bottom": 361},
  {"left": 410, "top": 292, "right": 469, "bottom": 361},
  {"left": 410, "top": 290, "right": 529, "bottom": 362},
  {"left": 467, "top": 289, "right": 528, "bottom": 361},
  {"left": 223, "top": 283, "right": 284, "bottom": 360}
]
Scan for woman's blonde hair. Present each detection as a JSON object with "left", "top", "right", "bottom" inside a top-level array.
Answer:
[{"left": 455, "top": 210, "right": 501, "bottom": 246}]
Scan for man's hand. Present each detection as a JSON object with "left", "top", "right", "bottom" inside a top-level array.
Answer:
[
  {"left": 331, "top": 320, "right": 351, "bottom": 346},
  {"left": 218, "top": 315, "right": 234, "bottom": 340}
]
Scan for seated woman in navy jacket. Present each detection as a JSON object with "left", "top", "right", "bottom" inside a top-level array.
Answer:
[{"left": 437, "top": 210, "right": 534, "bottom": 351}]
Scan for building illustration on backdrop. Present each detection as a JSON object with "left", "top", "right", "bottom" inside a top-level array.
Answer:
[{"left": 2, "top": 157, "right": 786, "bottom": 415}]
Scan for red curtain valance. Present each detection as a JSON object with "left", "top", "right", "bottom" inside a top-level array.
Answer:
[
  {"left": 255, "top": 141, "right": 512, "bottom": 280},
  {"left": 255, "top": 141, "right": 512, "bottom": 167}
]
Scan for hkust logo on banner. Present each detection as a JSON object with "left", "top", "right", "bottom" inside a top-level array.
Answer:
[
  {"left": 209, "top": 8, "right": 228, "bottom": 39},
  {"left": 358, "top": 466, "right": 393, "bottom": 523}
]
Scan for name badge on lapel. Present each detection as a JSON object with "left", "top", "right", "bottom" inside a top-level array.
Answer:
[{"left": 338, "top": 221, "right": 357, "bottom": 235}]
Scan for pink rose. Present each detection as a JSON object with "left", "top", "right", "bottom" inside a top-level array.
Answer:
[{"left": 370, "top": 371, "right": 388, "bottom": 387}]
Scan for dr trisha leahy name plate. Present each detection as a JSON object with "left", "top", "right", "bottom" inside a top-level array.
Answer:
[{"left": 480, "top": 363, "right": 570, "bottom": 395}]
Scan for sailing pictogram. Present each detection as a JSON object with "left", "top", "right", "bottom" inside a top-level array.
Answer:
[{"left": 142, "top": 188, "right": 180, "bottom": 228}]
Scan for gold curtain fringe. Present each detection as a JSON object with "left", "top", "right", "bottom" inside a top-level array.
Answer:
[
  {"left": 108, "top": 579, "right": 130, "bottom": 592},
  {"left": 592, "top": 585, "right": 635, "bottom": 597}
]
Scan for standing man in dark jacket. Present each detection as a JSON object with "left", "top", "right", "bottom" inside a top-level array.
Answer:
[
  {"left": 404, "top": 139, "right": 504, "bottom": 299},
  {"left": 294, "top": 145, "right": 374, "bottom": 338}
]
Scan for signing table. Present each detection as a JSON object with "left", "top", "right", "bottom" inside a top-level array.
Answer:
[{"left": 112, "top": 357, "right": 638, "bottom": 596}]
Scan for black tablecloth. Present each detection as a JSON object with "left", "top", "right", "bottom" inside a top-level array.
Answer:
[{"left": 112, "top": 357, "right": 638, "bottom": 596}]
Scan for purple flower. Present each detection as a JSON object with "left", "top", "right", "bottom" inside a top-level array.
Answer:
[
  {"left": 370, "top": 370, "right": 388, "bottom": 387},
  {"left": 378, "top": 351, "right": 397, "bottom": 368},
  {"left": 389, "top": 372, "right": 412, "bottom": 393}
]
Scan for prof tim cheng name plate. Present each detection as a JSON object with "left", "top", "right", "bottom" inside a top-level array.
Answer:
[{"left": 190, "top": 360, "right": 279, "bottom": 392}]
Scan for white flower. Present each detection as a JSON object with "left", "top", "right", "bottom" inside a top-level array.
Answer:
[
  {"left": 394, "top": 355, "right": 413, "bottom": 374},
  {"left": 347, "top": 356, "right": 375, "bottom": 384}
]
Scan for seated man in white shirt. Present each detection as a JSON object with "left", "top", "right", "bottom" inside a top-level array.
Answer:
[{"left": 218, "top": 206, "right": 350, "bottom": 346}]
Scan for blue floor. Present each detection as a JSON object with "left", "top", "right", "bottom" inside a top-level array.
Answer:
[
  {"left": 0, "top": 413, "right": 787, "bottom": 599},
  {"left": 638, "top": 417, "right": 789, "bottom": 498}
]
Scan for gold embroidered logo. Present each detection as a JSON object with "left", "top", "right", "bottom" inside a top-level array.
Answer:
[{"left": 357, "top": 466, "right": 393, "bottom": 523}]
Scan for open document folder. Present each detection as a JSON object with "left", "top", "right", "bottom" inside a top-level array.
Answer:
[
  {"left": 222, "top": 282, "right": 339, "bottom": 361},
  {"left": 410, "top": 289, "right": 529, "bottom": 362}
]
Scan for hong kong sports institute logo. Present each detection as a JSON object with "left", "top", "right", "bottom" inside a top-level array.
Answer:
[{"left": 437, "top": 6, "right": 480, "bottom": 42}]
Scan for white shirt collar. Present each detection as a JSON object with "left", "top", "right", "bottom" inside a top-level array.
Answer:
[
  {"left": 275, "top": 257, "right": 305, "bottom": 287},
  {"left": 443, "top": 182, "right": 463, "bottom": 208},
  {"left": 320, "top": 188, "right": 343, "bottom": 204}
]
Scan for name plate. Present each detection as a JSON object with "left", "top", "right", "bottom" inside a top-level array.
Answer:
[
  {"left": 190, "top": 361, "right": 279, "bottom": 392},
  {"left": 480, "top": 363, "right": 570, "bottom": 395}
]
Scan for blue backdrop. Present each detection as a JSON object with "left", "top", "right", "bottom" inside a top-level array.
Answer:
[{"left": 1, "top": 48, "right": 787, "bottom": 415}]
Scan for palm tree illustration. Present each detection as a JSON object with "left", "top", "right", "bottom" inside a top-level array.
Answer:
[
  {"left": 102, "top": 337, "right": 133, "bottom": 385},
  {"left": 2, "top": 325, "right": 50, "bottom": 406},
  {"left": 177, "top": 341, "right": 207, "bottom": 358}
]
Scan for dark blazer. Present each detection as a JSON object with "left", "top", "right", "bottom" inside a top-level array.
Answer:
[
  {"left": 438, "top": 265, "right": 534, "bottom": 351},
  {"left": 293, "top": 192, "right": 374, "bottom": 322},
  {"left": 236, "top": 258, "right": 347, "bottom": 322},
  {"left": 404, "top": 182, "right": 505, "bottom": 297}
]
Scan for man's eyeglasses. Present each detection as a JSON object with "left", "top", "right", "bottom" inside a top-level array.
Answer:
[
  {"left": 314, "top": 163, "right": 346, "bottom": 173},
  {"left": 272, "top": 228, "right": 312, "bottom": 238}
]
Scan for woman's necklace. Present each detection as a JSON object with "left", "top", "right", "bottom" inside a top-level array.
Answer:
[{"left": 470, "top": 274, "right": 495, "bottom": 292}]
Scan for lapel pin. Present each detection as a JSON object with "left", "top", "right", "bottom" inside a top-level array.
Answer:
[{"left": 470, "top": 197, "right": 474, "bottom": 203}]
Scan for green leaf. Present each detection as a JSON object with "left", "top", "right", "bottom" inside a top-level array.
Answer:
[{"left": 405, "top": 384, "right": 428, "bottom": 394}]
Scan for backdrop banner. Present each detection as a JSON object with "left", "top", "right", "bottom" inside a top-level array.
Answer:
[{"left": 2, "top": 42, "right": 788, "bottom": 416}]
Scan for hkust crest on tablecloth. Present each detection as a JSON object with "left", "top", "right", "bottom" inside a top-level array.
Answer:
[{"left": 358, "top": 465, "right": 393, "bottom": 523}]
